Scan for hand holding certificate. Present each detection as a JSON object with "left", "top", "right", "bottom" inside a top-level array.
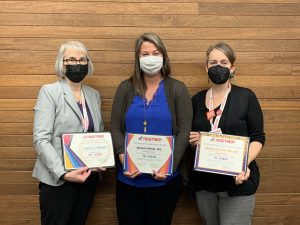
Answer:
[
  {"left": 124, "top": 133, "right": 174, "bottom": 175},
  {"left": 62, "top": 132, "right": 115, "bottom": 170},
  {"left": 194, "top": 132, "right": 249, "bottom": 176}
]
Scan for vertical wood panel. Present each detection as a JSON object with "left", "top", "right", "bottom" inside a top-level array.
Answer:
[{"left": 0, "top": 1, "right": 299, "bottom": 225}]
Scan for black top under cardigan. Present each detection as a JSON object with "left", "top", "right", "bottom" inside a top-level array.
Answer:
[{"left": 191, "top": 85, "right": 265, "bottom": 196}]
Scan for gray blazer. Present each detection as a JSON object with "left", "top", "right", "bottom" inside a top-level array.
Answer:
[{"left": 32, "top": 79, "right": 104, "bottom": 186}]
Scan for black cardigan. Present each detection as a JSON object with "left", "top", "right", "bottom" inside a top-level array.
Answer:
[{"left": 191, "top": 85, "right": 265, "bottom": 196}]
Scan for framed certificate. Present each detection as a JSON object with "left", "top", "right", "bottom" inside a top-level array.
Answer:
[
  {"left": 62, "top": 132, "right": 115, "bottom": 170},
  {"left": 124, "top": 133, "right": 174, "bottom": 175},
  {"left": 194, "top": 132, "right": 250, "bottom": 176}
]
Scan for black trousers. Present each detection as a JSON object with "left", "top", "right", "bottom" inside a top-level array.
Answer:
[
  {"left": 39, "top": 173, "right": 99, "bottom": 225},
  {"left": 116, "top": 175, "right": 183, "bottom": 225}
]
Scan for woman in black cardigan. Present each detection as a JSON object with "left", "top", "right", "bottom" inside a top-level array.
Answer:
[{"left": 189, "top": 42, "right": 265, "bottom": 225}]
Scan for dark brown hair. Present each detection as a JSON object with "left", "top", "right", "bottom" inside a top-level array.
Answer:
[{"left": 130, "top": 32, "right": 171, "bottom": 95}]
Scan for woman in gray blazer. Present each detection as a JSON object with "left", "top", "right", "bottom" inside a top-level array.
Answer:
[{"left": 32, "top": 41, "right": 104, "bottom": 225}]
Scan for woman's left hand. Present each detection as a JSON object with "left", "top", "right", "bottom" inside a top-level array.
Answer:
[
  {"left": 152, "top": 170, "right": 167, "bottom": 180},
  {"left": 189, "top": 131, "right": 200, "bottom": 147},
  {"left": 234, "top": 167, "right": 250, "bottom": 185}
]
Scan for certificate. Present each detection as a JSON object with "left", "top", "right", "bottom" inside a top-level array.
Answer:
[
  {"left": 124, "top": 133, "right": 174, "bottom": 175},
  {"left": 194, "top": 132, "right": 249, "bottom": 176},
  {"left": 62, "top": 132, "right": 115, "bottom": 170}
]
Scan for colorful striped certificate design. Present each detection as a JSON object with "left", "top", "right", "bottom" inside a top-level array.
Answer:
[
  {"left": 194, "top": 132, "right": 250, "bottom": 176},
  {"left": 62, "top": 132, "right": 115, "bottom": 170},
  {"left": 124, "top": 133, "right": 174, "bottom": 175}
]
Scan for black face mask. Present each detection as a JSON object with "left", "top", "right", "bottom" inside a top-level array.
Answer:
[
  {"left": 65, "top": 64, "right": 88, "bottom": 83},
  {"left": 208, "top": 65, "right": 230, "bottom": 84}
]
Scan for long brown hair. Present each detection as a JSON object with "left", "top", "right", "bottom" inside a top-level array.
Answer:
[{"left": 129, "top": 33, "right": 171, "bottom": 96}]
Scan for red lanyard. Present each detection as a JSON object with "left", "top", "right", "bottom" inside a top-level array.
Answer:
[{"left": 208, "top": 84, "right": 231, "bottom": 132}]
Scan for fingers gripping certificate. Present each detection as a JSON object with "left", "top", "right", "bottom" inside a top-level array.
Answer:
[
  {"left": 124, "top": 133, "right": 174, "bottom": 175},
  {"left": 62, "top": 132, "right": 115, "bottom": 170},
  {"left": 194, "top": 132, "right": 250, "bottom": 176}
]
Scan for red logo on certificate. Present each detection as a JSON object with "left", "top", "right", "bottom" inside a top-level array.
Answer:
[{"left": 206, "top": 110, "right": 215, "bottom": 120}]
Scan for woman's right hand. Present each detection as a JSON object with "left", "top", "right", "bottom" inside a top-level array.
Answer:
[
  {"left": 189, "top": 131, "right": 200, "bottom": 147},
  {"left": 63, "top": 167, "right": 91, "bottom": 183},
  {"left": 124, "top": 170, "right": 141, "bottom": 179},
  {"left": 119, "top": 153, "right": 141, "bottom": 178}
]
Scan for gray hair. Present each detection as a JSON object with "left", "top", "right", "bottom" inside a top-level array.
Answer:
[{"left": 55, "top": 41, "right": 94, "bottom": 77}]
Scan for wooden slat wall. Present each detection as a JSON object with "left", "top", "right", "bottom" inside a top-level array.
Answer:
[{"left": 0, "top": 0, "right": 299, "bottom": 224}]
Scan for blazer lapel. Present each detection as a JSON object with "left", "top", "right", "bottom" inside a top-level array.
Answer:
[
  {"left": 59, "top": 79, "right": 82, "bottom": 120},
  {"left": 82, "top": 85, "right": 99, "bottom": 131}
]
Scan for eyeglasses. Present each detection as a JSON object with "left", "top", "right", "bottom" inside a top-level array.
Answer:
[{"left": 63, "top": 58, "right": 89, "bottom": 65}]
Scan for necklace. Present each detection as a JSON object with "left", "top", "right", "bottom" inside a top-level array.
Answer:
[
  {"left": 143, "top": 85, "right": 161, "bottom": 133},
  {"left": 143, "top": 99, "right": 153, "bottom": 133},
  {"left": 71, "top": 85, "right": 82, "bottom": 103}
]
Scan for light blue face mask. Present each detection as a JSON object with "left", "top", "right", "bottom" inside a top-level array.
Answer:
[{"left": 139, "top": 55, "right": 163, "bottom": 76}]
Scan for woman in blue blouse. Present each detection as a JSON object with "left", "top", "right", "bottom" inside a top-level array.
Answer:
[{"left": 111, "top": 33, "right": 192, "bottom": 225}]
